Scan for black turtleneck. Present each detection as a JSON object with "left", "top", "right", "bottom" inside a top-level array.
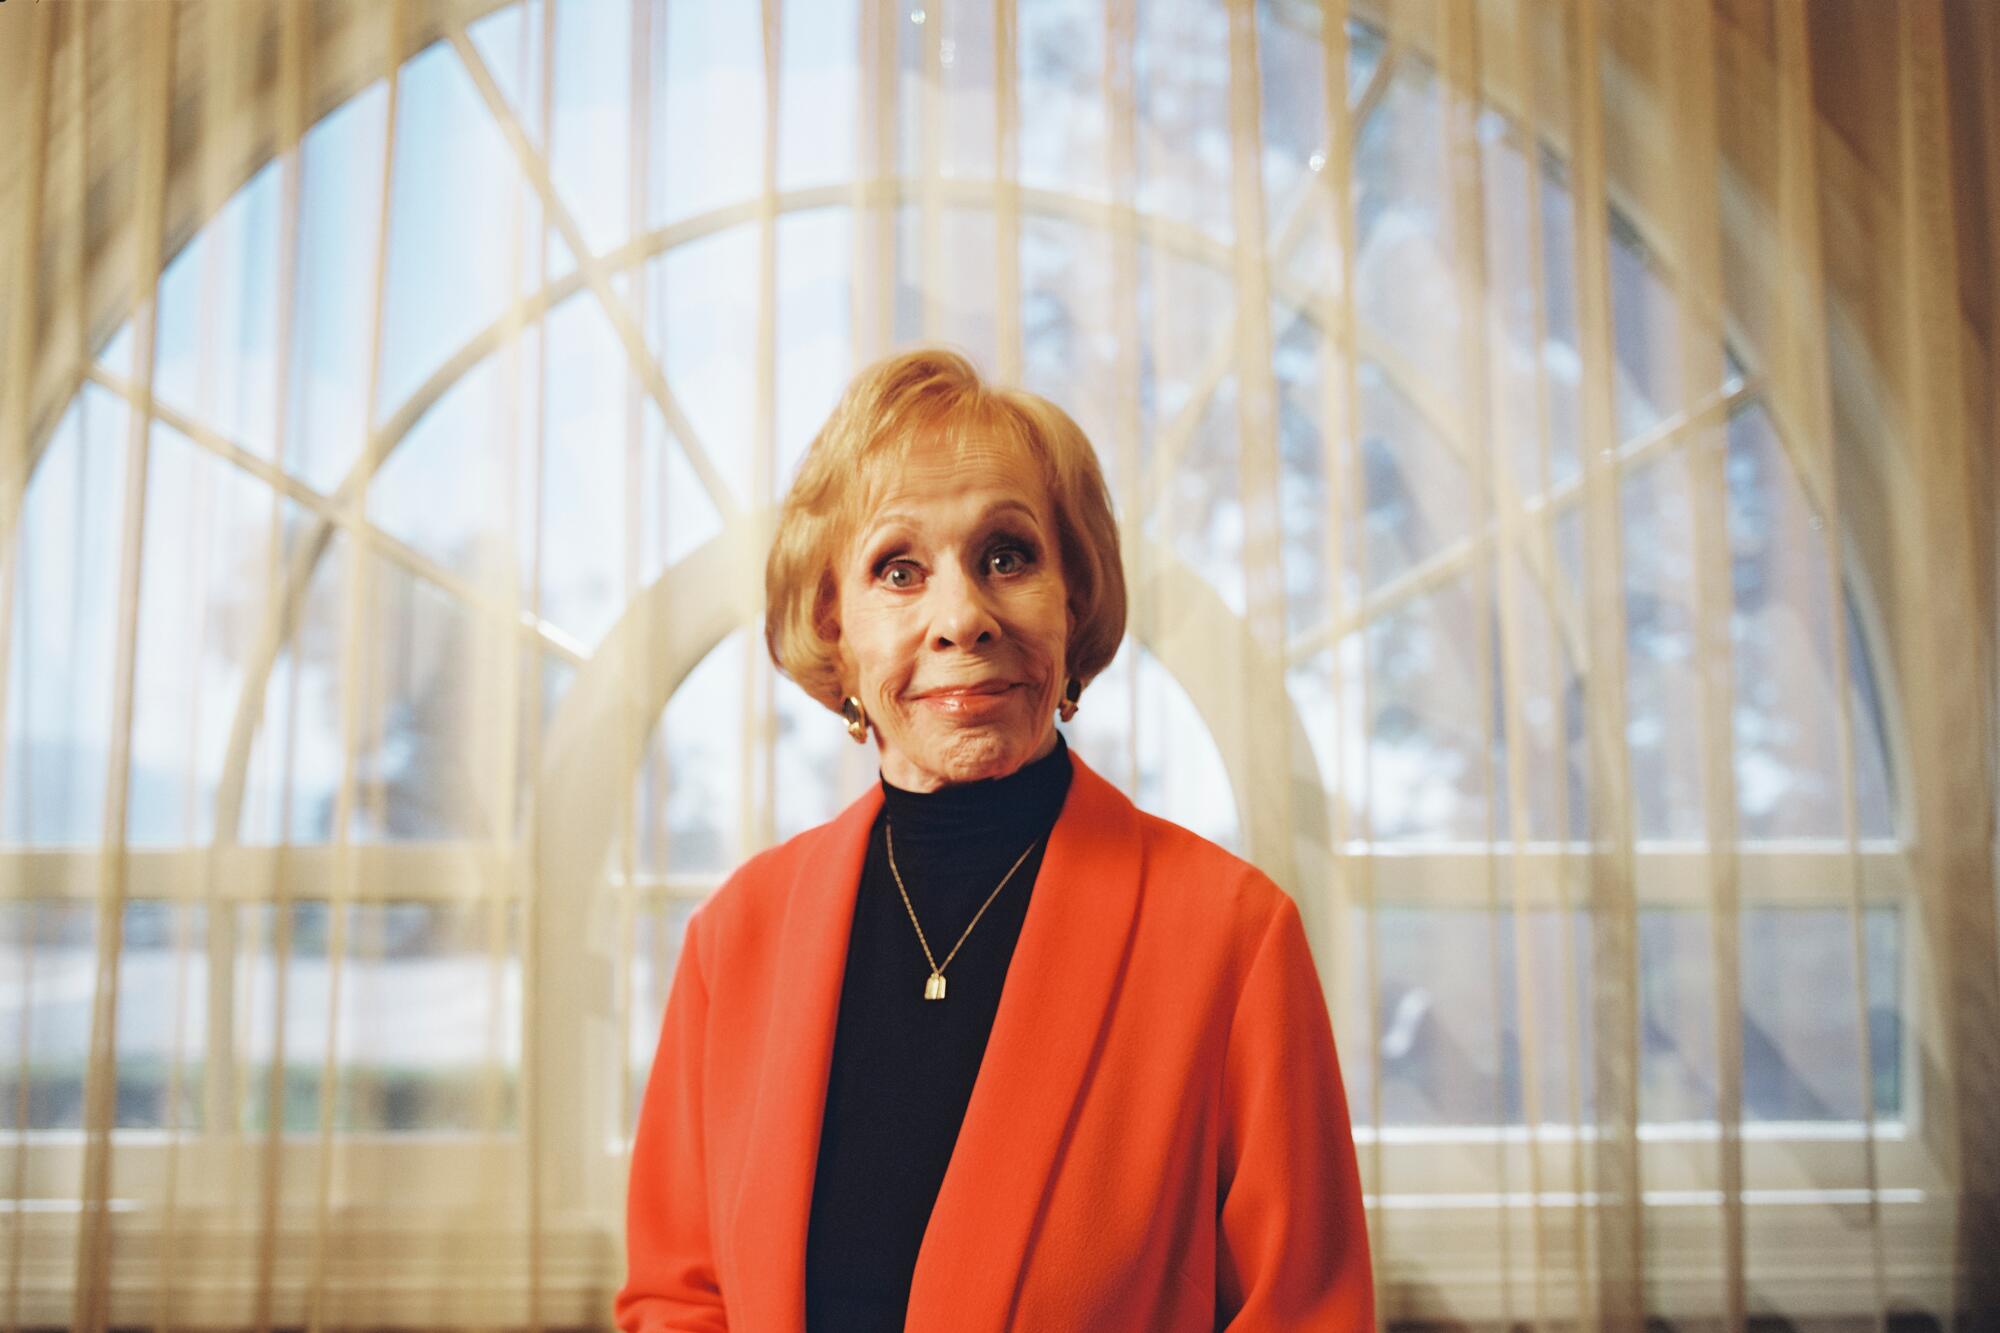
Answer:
[{"left": 804, "top": 731, "right": 1075, "bottom": 1332}]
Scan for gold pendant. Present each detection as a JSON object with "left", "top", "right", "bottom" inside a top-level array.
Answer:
[{"left": 924, "top": 972, "right": 947, "bottom": 1001}]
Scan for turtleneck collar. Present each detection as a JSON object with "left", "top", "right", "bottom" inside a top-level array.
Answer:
[{"left": 877, "top": 730, "right": 1073, "bottom": 854}]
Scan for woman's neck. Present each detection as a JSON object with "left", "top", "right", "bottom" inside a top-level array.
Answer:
[{"left": 878, "top": 730, "right": 1073, "bottom": 855}]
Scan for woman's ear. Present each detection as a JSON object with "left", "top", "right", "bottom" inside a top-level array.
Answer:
[
  {"left": 813, "top": 572, "right": 843, "bottom": 645},
  {"left": 825, "top": 616, "right": 855, "bottom": 685}
]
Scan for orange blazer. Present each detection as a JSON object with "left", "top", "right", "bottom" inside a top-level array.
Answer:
[{"left": 615, "top": 748, "right": 1374, "bottom": 1332}]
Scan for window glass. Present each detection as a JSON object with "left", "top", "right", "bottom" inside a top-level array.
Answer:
[
  {"left": 1353, "top": 902, "right": 1902, "bottom": 1130},
  {"left": 288, "top": 83, "right": 389, "bottom": 494},
  {"left": 237, "top": 900, "right": 521, "bottom": 1134},
  {"left": 3, "top": 388, "right": 130, "bottom": 847},
  {"left": 0, "top": 903, "right": 101, "bottom": 1132},
  {"left": 152, "top": 159, "right": 281, "bottom": 459},
  {"left": 379, "top": 42, "right": 543, "bottom": 421},
  {"left": 129, "top": 420, "right": 301, "bottom": 846}
]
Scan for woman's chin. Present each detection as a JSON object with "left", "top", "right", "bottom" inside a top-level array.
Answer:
[{"left": 908, "top": 723, "right": 1040, "bottom": 785}]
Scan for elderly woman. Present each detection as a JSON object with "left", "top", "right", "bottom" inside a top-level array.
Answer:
[{"left": 615, "top": 349, "right": 1372, "bottom": 1331}]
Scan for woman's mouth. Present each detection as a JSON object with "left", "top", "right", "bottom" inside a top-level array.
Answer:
[{"left": 916, "top": 684, "right": 1019, "bottom": 717}]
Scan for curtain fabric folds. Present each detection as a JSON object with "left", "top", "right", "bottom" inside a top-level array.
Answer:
[{"left": 0, "top": 0, "right": 1994, "bottom": 1328}]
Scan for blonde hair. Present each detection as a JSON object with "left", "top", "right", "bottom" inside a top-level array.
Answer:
[{"left": 765, "top": 347, "right": 1126, "bottom": 714}]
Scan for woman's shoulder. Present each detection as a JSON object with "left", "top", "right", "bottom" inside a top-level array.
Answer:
[
  {"left": 691, "top": 819, "right": 839, "bottom": 928},
  {"left": 1063, "top": 755, "right": 1285, "bottom": 903},
  {"left": 1117, "top": 799, "right": 1301, "bottom": 941},
  {"left": 1093, "top": 800, "right": 1318, "bottom": 1018}
]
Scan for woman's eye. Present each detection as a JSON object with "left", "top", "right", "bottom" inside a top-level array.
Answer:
[
  {"left": 989, "top": 546, "right": 1030, "bottom": 576},
  {"left": 882, "top": 561, "right": 922, "bottom": 589}
]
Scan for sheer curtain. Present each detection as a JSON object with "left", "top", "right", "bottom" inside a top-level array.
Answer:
[{"left": 0, "top": 0, "right": 1994, "bottom": 1328}]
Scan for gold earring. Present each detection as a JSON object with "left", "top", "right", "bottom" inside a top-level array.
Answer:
[
  {"left": 1058, "top": 677, "right": 1081, "bottom": 723},
  {"left": 841, "top": 695, "right": 870, "bottom": 743}
]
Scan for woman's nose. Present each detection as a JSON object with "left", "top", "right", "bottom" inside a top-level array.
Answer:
[{"left": 929, "top": 564, "right": 1001, "bottom": 648}]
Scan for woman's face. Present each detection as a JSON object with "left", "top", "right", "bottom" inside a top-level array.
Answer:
[{"left": 833, "top": 431, "right": 1070, "bottom": 792}]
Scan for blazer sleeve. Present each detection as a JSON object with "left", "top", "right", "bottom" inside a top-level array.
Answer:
[
  {"left": 614, "top": 908, "right": 730, "bottom": 1333},
  {"left": 1215, "top": 891, "right": 1376, "bottom": 1330}
]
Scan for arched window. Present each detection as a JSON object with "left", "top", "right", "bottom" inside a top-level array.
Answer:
[{"left": 3, "top": 0, "right": 1960, "bottom": 1325}]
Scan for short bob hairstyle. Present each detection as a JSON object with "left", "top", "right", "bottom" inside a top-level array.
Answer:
[{"left": 765, "top": 347, "right": 1126, "bottom": 716}]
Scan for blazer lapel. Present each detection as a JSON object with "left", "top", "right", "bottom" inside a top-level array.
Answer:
[
  {"left": 904, "top": 751, "right": 1146, "bottom": 1332},
  {"left": 724, "top": 778, "right": 882, "bottom": 1332}
]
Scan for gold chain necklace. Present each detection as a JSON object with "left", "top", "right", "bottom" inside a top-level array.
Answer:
[{"left": 885, "top": 821, "right": 1041, "bottom": 1001}]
